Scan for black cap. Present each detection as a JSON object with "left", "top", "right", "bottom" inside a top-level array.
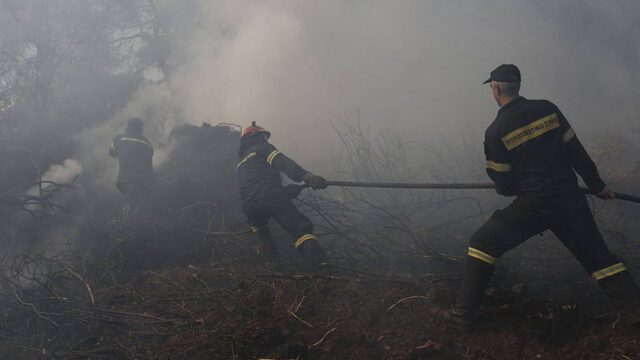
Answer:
[{"left": 483, "top": 64, "right": 521, "bottom": 84}]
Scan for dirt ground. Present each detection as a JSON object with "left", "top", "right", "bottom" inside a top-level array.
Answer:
[{"left": 2, "top": 230, "right": 639, "bottom": 360}]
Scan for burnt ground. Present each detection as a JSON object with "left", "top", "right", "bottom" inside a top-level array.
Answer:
[
  {"left": 1, "top": 226, "right": 639, "bottom": 360},
  {"left": 1, "top": 124, "right": 638, "bottom": 359}
]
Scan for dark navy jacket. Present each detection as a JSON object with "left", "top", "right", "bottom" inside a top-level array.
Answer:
[
  {"left": 484, "top": 96, "right": 605, "bottom": 197},
  {"left": 236, "top": 140, "right": 307, "bottom": 209},
  {"left": 109, "top": 133, "right": 155, "bottom": 186}
]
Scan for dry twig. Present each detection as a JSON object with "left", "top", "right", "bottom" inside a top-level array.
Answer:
[{"left": 309, "top": 327, "right": 337, "bottom": 348}]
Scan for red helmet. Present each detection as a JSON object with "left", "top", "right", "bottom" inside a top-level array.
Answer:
[{"left": 242, "top": 121, "right": 271, "bottom": 139}]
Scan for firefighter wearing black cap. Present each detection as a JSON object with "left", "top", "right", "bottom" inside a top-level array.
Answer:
[
  {"left": 109, "top": 118, "right": 156, "bottom": 212},
  {"left": 236, "top": 121, "right": 328, "bottom": 270},
  {"left": 449, "top": 64, "right": 640, "bottom": 330}
]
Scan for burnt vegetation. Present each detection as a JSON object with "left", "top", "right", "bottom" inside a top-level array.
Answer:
[{"left": 0, "top": 1, "right": 639, "bottom": 359}]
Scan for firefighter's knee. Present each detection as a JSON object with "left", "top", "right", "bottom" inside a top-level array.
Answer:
[
  {"left": 299, "top": 217, "right": 313, "bottom": 234},
  {"left": 468, "top": 229, "right": 500, "bottom": 266},
  {"left": 469, "top": 228, "right": 487, "bottom": 248},
  {"left": 285, "top": 215, "right": 314, "bottom": 238}
]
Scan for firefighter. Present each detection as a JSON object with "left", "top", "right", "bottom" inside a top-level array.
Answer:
[
  {"left": 449, "top": 64, "right": 640, "bottom": 330},
  {"left": 109, "top": 118, "right": 156, "bottom": 215},
  {"left": 236, "top": 121, "right": 328, "bottom": 270}
]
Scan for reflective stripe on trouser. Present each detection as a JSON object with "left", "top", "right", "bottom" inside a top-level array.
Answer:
[
  {"left": 592, "top": 263, "right": 627, "bottom": 281},
  {"left": 458, "top": 193, "right": 630, "bottom": 321},
  {"left": 468, "top": 247, "right": 498, "bottom": 265},
  {"left": 295, "top": 234, "right": 316, "bottom": 248},
  {"left": 468, "top": 194, "right": 623, "bottom": 279}
]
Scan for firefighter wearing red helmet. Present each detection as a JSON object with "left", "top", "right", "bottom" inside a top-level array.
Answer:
[
  {"left": 236, "top": 121, "right": 328, "bottom": 270},
  {"left": 241, "top": 122, "right": 271, "bottom": 139}
]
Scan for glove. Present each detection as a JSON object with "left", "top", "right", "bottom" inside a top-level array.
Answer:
[
  {"left": 284, "top": 184, "right": 305, "bottom": 199},
  {"left": 596, "top": 185, "right": 615, "bottom": 200},
  {"left": 302, "top": 172, "right": 327, "bottom": 190}
]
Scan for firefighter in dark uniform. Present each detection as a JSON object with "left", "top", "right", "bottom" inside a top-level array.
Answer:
[
  {"left": 109, "top": 118, "right": 156, "bottom": 212},
  {"left": 450, "top": 64, "right": 640, "bottom": 330},
  {"left": 236, "top": 122, "right": 328, "bottom": 270}
]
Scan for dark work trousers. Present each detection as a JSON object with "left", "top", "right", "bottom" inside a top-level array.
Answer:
[
  {"left": 117, "top": 180, "right": 162, "bottom": 219},
  {"left": 470, "top": 191, "right": 621, "bottom": 274},
  {"left": 458, "top": 190, "right": 629, "bottom": 313},
  {"left": 243, "top": 197, "right": 316, "bottom": 249}
]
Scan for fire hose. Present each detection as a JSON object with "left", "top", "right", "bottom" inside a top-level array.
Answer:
[{"left": 294, "top": 181, "right": 640, "bottom": 204}]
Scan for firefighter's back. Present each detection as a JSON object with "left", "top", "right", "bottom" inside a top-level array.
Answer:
[
  {"left": 487, "top": 97, "right": 579, "bottom": 197},
  {"left": 113, "top": 134, "right": 154, "bottom": 185},
  {"left": 236, "top": 141, "right": 287, "bottom": 209}
]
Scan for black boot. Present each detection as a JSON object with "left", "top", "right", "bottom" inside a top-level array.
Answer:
[
  {"left": 254, "top": 227, "right": 279, "bottom": 261},
  {"left": 599, "top": 271, "right": 640, "bottom": 325},
  {"left": 297, "top": 239, "right": 328, "bottom": 272},
  {"left": 450, "top": 257, "right": 495, "bottom": 331}
]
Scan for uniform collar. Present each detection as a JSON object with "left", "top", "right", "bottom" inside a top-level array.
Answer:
[
  {"left": 239, "top": 137, "right": 268, "bottom": 157},
  {"left": 123, "top": 132, "right": 144, "bottom": 139},
  {"left": 497, "top": 96, "right": 526, "bottom": 115}
]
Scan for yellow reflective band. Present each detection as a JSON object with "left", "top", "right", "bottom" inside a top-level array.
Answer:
[
  {"left": 592, "top": 263, "right": 627, "bottom": 281},
  {"left": 501, "top": 113, "right": 560, "bottom": 150},
  {"left": 236, "top": 152, "right": 257, "bottom": 170},
  {"left": 294, "top": 234, "right": 316, "bottom": 248},
  {"left": 562, "top": 128, "right": 575, "bottom": 143},
  {"left": 485, "top": 160, "right": 512, "bottom": 173},
  {"left": 266, "top": 150, "right": 281, "bottom": 165},
  {"left": 121, "top": 137, "right": 153, "bottom": 148},
  {"left": 251, "top": 226, "right": 259, "bottom": 233},
  {"left": 468, "top": 247, "right": 497, "bottom": 265}
]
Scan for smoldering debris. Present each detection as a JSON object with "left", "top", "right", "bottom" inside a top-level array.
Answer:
[
  {"left": 0, "top": 116, "right": 638, "bottom": 359},
  {"left": 159, "top": 122, "right": 242, "bottom": 224},
  {"left": 2, "top": 225, "right": 640, "bottom": 359}
]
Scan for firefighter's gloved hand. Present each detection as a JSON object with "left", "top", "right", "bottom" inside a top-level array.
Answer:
[
  {"left": 597, "top": 186, "right": 615, "bottom": 200},
  {"left": 303, "top": 172, "right": 327, "bottom": 190},
  {"left": 284, "top": 184, "right": 305, "bottom": 199}
]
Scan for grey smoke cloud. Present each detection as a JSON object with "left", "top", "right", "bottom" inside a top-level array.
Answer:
[
  {"left": 27, "top": 159, "right": 82, "bottom": 194},
  {"left": 83, "top": 1, "right": 639, "bottom": 182},
  {"left": 161, "top": 1, "right": 640, "bottom": 168},
  {"left": 26, "top": 159, "right": 82, "bottom": 213}
]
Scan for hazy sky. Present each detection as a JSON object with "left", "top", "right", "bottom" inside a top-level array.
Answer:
[
  {"left": 158, "top": 1, "right": 639, "bottom": 167},
  {"left": 68, "top": 0, "right": 638, "bottom": 187}
]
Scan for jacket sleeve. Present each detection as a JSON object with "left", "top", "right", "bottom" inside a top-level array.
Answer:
[
  {"left": 109, "top": 136, "right": 119, "bottom": 158},
  {"left": 264, "top": 145, "right": 308, "bottom": 182},
  {"left": 484, "top": 131, "right": 516, "bottom": 196},
  {"left": 556, "top": 109, "right": 606, "bottom": 193}
]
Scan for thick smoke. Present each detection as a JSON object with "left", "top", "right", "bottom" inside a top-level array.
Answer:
[
  {"left": 76, "top": 1, "right": 640, "bottom": 186},
  {"left": 159, "top": 1, "right": 640, "bottom": 169},
  {"left": 75, "top": 83, "right": 177, "bottom": 191},
  {"left": 26, "top": 159, "right": 82, "bottom": 213},
  {"left": 27, "top": 159, "right": 83, "bottom": 196}
]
